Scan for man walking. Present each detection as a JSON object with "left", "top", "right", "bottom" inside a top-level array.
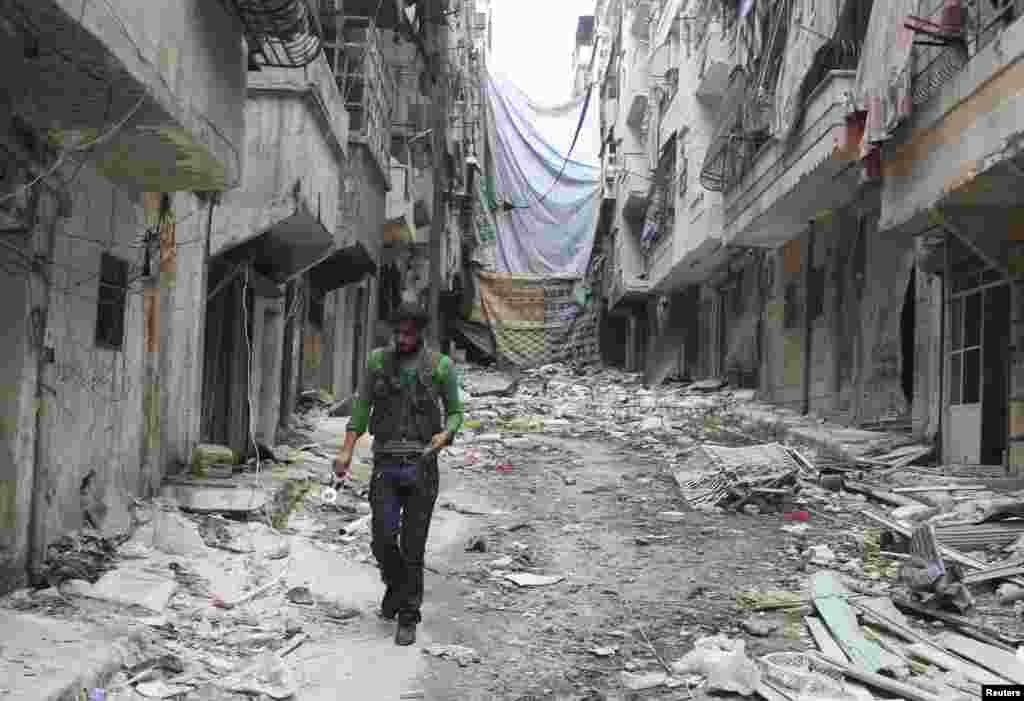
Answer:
[{"left": 333, "top": 301, "right": 464, "bottom": 646}]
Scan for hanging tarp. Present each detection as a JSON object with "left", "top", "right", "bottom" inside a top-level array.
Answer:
[
  {"left": 853, "top": 0, "right": 920, "bottom": 155},
  {"left": 774, "top": 0, "right": 850, "bottom": 141},
  {"left": 462, "top": 271, "right": 600, "bottom": 367},
  {"left": 484, "top": 70, "right": 602, "bottom": 276}
]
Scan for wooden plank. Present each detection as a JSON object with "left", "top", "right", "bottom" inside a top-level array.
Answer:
[
  {"left": 962, "top": 562, "right": 1024, "bottom": 585},
  {"left": 905, "top": 643, "right": 1009, "bottom": 686},
  {"left": 807, "top": 652, "right": 942, "bottom": 701},
  {"left": 892, "top": 597, "right": 1024, "bottom": 650},
  {"left": 892, "top": 485, "right": 985, "bottom": 493},
  {"left": 845, "top": 481, "right": 923, "bottom": 508},
  {"left": 860, "top": 509, "right": 1024, "bottom": 589},
  {"left": 936, "top": 631, "right": 1024, "bottom": 684},
  {"left": 803, "top": 616, "right": 847, "bottom": 664},
  {"left": 810, "top": 571, "right": 886, "bottom": 674}
]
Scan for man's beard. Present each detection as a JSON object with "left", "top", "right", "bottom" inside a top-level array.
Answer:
[{"left": 396, "top": 338, "right": 420, "bottom": 355}]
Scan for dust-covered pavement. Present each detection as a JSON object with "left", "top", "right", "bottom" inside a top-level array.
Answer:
[{"left": 5, "top": 362, "right": 1021, "bottom": 700}]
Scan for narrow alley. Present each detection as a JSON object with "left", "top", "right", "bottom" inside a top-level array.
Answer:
[{"left": 4, "top": 0, "right": 1024, "bottom": 699}]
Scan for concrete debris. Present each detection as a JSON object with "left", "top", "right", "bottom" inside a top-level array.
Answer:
[
  {"left": 219, "top": 651, "right": 297, "bottom": 699},
  {"left": 741, "top": 616, "right": 781, "bottom": 637},
  {"left": 503, "top": 573, "right": 564, "bottom": 587},
  {"left": 805, "top": 544, "right": 837, "bottom": 566},
  {"left": 39, "top": 530, "right": 125, "bottom": 586},
  {"left": 620, "top": 671, "right": 670, "bottom": 690},
  {"left": 670, "top": 635, "right": 761, "bottom": 695},
  {"left": 134, "top": 680, "right": 193, "bottom": 698},
  {"left": 79, "top": 568, "right": 177, "bottom": 613},
  {"left": 145, "top": 509, "right": 209, "bottom": 557},
  {"left": 590, "top": 646, "right": 618, "bottom": 657},
  {"left": 423, "top": 644, "right": 482, "bottom": 666}
]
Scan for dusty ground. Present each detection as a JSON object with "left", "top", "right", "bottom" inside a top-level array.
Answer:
[
  {"left": 9, "top": 367, "right": 1018, "bottom": 700},
  {"left": 403, "top": 430, "right": 828, "bottom": 700}
]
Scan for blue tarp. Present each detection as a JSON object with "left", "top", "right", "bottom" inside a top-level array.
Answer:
[{"left": 484, "top": 70, "right": 601, "bottom": 276}]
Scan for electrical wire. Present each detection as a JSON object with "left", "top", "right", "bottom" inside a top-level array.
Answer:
[{"left": 0, "top": 92, "right": 147, "bottom": 206}]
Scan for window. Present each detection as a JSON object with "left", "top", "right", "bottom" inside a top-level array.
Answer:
[
  {"left": 948, "top": 291, "right": 982, "bottom": 406},
  {"left": 95, "top": 253, "right": 129, "bottom": 350}
]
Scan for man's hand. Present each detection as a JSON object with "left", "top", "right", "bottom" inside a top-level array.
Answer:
[
  {"left": 425, "top": 431, "right": 451, "bottom": 455},
  {"left": 333, "top": 448, "right": 353, "bottom": 482}
]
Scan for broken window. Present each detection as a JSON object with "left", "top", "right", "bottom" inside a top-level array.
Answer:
[
  {"left": 949, "top": 290, "right": 982, "bottom": 406},
  {"left": 95, "top": 253, "right": 129, "bottom": 350}
]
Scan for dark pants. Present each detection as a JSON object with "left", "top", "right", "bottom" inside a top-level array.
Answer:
[{"left": 369, "top": 453, "right": 440, "bottom": 624}]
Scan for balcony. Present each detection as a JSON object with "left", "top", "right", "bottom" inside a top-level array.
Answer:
[
  {"left": 879, "top": 6, "right": 1024, "bottom": 231},
  {"left": 909, "top": 0, "right": 1024, "bottom": 107},
  {"left": 5, "top": 0, "right": 245, "bottom": 192},
  {"left": 230, "top": 0, "right": 324, "bottom": 69},
  {"left": 621, "top": 153, "right": 652, "bottom": 221},
  {"left": 724, "top": 70, "right": 860, "bottom": 247},
  {"left": 328, "top": 16, "right": 395, "bottom": 188}
]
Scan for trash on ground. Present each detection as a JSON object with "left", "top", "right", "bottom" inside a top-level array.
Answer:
[
  {"left": 423, "top": 644, "right": 482, "bottom": 667},
  {"left": 670, "top": 635, "right": 761, "bottom": 695}
]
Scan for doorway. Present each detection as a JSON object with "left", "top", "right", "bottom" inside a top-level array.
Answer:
[{"left": 945, "top": 240, "right": 1009, "bottom": 466}]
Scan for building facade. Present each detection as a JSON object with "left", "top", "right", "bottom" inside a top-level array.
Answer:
[
  {"left": 595, "top": 0, "right": 1024, "bottom": 471},
  {"left": 0, "top": 0, "right": 486, "bottom": 594}
]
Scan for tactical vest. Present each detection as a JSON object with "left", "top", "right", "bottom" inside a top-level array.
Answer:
[{"left": 368, "top": 346, "right": 444, "bottom": 445}]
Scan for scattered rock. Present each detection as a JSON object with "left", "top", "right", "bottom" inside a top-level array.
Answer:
[
  {"left": 804, "top": 544, "right": 836, "bottom": 566},
  {"left": 620, "top": 671, "right": 669, "bottom": 691},
  {"left": 465, "top": 535, "right": 488, "bottom": 553},
  {"left": 423, "top": 644, "right": 481, "bottom": 667},
  {"left": 590, "top": 646, "right": 618, "bottom": 657},
  {"left": 135, "top": 680, "right": 193, "bottom": 698},
  {"left": 503, "top": 573, "right": 564, "bottom": 587},
  {"left": 741, "top": 616, "right": 781, "bottom": 637},
  {"left": 286, "top": 586, "right": 315, "bottom": 606},
  {"left": 671, "top": 635, "right": 761, "bottom": 696}
]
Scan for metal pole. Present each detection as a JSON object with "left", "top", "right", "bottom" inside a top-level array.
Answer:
[{"left": 428, "top": 0, "right": 448, "bottom": 349}]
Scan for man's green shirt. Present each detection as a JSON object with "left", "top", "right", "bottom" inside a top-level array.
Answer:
[{"left": 348, "top": 348, "right": 464, "bottom": 436}]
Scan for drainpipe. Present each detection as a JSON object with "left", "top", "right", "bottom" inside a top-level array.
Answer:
[
  {"left": 802, "top": 220, "right": 816, "bottom": 416},
  {"left": 26, "top": 188, "right": 59, "bottom": 583}
]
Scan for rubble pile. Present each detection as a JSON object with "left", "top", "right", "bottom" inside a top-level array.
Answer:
[{"left": 4, "top": 361, "right": 1024, "bottom": 700}]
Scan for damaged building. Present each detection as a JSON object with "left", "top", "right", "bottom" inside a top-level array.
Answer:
[
  {"left": 592, "top": 0, "right": 1024, "bottom": 472},
  {"left": 0, "top": 0, "right": 483, "bottom": 594}
]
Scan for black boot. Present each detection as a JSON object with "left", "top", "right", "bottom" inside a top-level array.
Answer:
[
  {"left": 378, "top": 586, "right": 398, "bottom": 621},
  {"left": 395, "top": 620, "right": 417, "bottom": 646}
]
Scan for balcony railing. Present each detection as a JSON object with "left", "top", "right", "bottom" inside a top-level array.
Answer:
[
  {"left": 909, "top": 0, "right": 1023, "bottom": 107},
  {"left": 330, "top": 16, "right": 395, "bottom": 187},
  {"left": 232, "top": 0, "right": 324, "bottom": 69}
]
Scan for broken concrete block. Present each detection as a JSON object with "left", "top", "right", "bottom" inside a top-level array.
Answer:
[
  {"left": 191, "top": 444, "right": 237, "bottom": 477},
  {"left": 891, "top": 503, "right": 939, "bottom": 522},
  {"left": 87, "top": 568, "right": 177, "bottom": 613},
  {"left": 149, "top": 510, "right": 209, "bottom": 557},
  {"left": 620, "top": 671, "right": 668, "bottom": 691}
]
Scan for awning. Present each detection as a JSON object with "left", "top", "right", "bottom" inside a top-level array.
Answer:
[
  {"left": 216, "top": 205, "right": 334, "bottom": 284},
  {"left": 307, "top": 241, "right": 378, "bottom": 293}
]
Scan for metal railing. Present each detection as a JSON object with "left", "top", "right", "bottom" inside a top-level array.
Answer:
[
  {"left": 335, "top": 17, "right": 395, "bottom": 186},
  {"left": 910, "top": 0, "right": 1023, "bottom": 107},
  {"left": 233, "top": 0, "right": 324, "bottom": 69}
]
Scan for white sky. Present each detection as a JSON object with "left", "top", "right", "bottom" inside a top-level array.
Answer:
[{"left": 489, "top": 0, "right": 597, "bottom": 106}]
